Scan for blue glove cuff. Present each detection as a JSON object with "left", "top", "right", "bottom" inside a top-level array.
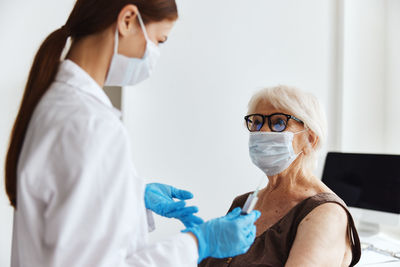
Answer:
[{"left": 182, "top": 225, "right": 208, "bottom": 263}]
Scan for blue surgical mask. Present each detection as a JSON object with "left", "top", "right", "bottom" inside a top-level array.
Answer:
[{"left": 248, "top": 130, "right": 306, "bottom": 176}]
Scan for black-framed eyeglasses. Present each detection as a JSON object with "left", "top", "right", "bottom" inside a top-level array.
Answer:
[{"left": 244, "top": 113, "right": 304, "bottom": 132}]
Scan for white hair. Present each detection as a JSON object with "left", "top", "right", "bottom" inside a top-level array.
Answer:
[{"left": 247, "top": 85, "right": 327, "bottom": 171}]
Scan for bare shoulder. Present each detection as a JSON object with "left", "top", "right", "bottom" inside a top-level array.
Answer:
[
  {"left": 285, "top": 202, "right": 350, "bottom": 267},
  {"left": 300, "top": 202, "right": 348, "bottom": 229}
]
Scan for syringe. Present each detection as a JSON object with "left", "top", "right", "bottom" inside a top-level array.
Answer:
[{"left": 241, "top": 177, "right": 264, "bottom": 215}]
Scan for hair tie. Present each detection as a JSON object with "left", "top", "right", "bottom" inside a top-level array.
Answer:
[{"left": 60, "top": 25, "right": 73, "bottom": 60}]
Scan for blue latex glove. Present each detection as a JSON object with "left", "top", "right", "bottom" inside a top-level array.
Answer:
[
  {"left": 145, "top": 183, "right": 204, "bottom": 227},
  {"left": 183, "top": 207, "right": 261, "bottom": 263}
]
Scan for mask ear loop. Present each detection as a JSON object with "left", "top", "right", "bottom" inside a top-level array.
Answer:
[
  {"left": 136, "top": 12, "right": 150, "bottom": 41},
  {"left": 104, "top": 28, "right": 121, "bottom": 85},
  {"left": 293, "top": 128, "right": 309, "bottom": 135},
  {"left": 295, "top": 127, "right": 313, "bottom": 157},
  {"left": 113, "top": 27, "right": 119, "bottom": 55}
]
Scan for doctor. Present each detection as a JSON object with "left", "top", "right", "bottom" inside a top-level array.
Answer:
[{"left": 5, "top": 0, "right": 260, "bottom": 266}]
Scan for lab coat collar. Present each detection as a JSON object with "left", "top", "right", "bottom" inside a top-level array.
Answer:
[{"left": 55, "top": 60, "right": 122, "bottom": 118}]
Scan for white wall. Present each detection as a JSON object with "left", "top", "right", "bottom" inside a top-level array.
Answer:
[
  {"left": 341, "top": 0, "right": 386, "bottom": 153},
  {"left": 386, "top": 0, "right": 400, "bottom": 154},
  {"left": 0, "top": 0, "right": 398, "bottom": 264},
  {"left": 341, "top": 0, "right": 400, "bottom": 154}
]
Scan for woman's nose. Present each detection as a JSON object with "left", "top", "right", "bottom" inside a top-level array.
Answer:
[{"left": 260, "top": 123, "right": 272, "bottom": 132}]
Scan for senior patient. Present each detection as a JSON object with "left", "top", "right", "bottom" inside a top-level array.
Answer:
[{"left": 200, "top": 85, "right": 361, "bottom": 267}]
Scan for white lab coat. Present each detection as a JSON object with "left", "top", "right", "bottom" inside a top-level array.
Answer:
[{"left": 11, "top": 59, "right": 198, "bottom": 267}]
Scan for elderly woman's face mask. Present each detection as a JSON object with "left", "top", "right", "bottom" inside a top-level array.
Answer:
[{"left": 248, "top": 130, "right": 307, "bottom": 176}]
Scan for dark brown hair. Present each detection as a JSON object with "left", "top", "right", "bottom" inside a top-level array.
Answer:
[{"left": 5, "top": 0, "right": 178, "bottom": 208}]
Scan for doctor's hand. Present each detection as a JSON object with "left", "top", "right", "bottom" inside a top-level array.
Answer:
[
  {"left": 182, "top": 207, "right": 261, "bottom": 263},
  {"left": 144, "top": 183, "right": 204, "bottom": 228}
]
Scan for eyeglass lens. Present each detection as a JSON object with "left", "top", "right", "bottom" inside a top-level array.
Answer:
[
  {"left": 247, "top": 115, "right": 264, "bottom": 132},
  {"left": 269, "top": 114, "right": 288, "bottom": 132}
]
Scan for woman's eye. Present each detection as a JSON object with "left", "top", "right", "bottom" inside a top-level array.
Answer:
[
  {"left": 272, "top": 119, "right": 286, "bottom": 131},
  {"left": 254, "top": 120, "right": 264, "bottom": 130}
]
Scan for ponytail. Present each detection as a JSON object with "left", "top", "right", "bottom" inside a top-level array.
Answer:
[{"left": 5, "top": 26, "right": 70, "bottom": 208}]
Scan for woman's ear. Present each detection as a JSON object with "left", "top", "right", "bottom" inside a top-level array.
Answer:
[
  {"left": 117, "top": 4, "right": 140, "bottom": 37},
  {"left": 302, "top": 130, "right": 318, "bottom": 155},
  {"left": 308, "top": 130, "right": 319, "bottom": 150}
]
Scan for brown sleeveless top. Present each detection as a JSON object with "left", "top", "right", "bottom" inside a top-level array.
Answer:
[{"left": 199, "top": 192, "right": 361, "bottom": 267}]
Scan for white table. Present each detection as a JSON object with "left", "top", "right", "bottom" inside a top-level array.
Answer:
[{"left": 357, "top": 232, "right": 400, "bottom": 266}]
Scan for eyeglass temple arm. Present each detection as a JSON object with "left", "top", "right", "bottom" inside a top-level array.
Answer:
[{"left": 289, "top": 115, "right": 303, "bottom": 124}]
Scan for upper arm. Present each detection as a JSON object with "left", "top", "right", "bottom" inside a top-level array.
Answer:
[{"left": 285, "top": 203, "right": 349, "bottom": 267}]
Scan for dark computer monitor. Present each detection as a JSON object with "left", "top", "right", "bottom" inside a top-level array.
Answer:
[{"left": 321, "top": 152, "right": 400, "bottom": 232}]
